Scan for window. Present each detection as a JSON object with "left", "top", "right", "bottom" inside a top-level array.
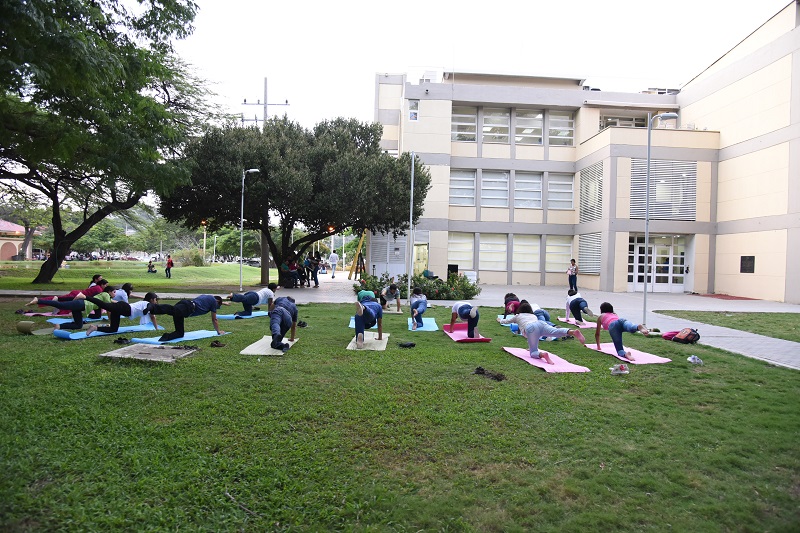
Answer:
[
  {"left": 545, "top": 235, "right": 572, "bottom": 272},
  {"left": 482, "top": 108, "right": 510, "bottom": 143},
  {"left": 451, "top": 106, "right": 477, "bottom": 141},
  {"left": 515, "top": 109, "right": 543, "bottom": 145},
  {"left": 630, "top": 159, "right": 697, "bottom": 221},
  {"left": 449, "top": 170, "right": 475, "bottom": 206},
  {"left": 547, "top": 174, "right": 574, "bottom": 209},
  {"left": 741, "top": 256, "right": 755, "bottom": 274},
  {"left": 512, "top": 234, "right": 540, "bottom": 271},
  {"left": 578, "top": 233, "right": 601, "bottom": 274},
  {"left": 479, "top": 233, "right": 507, "bottom": 271},
  {"left": 600, "top": 116, "right": 647, "bottom": 129},
  {"left": 481, "top": 171, "right": 509, "bottom": 207},
  {"left": 514, "top": 171, "right": 542, "bottom": 209},
  {"left": 548, "top": 111, "right": 574, "bottom": 146},
  {"left": 408, "top": 99, "right": 419, "bottom": 121},
  {"left": 448, "top": 232, "right": 473, "bottom": 270},
  {"left": 579, "top": 162, "right": 603, "bottom": 222}
]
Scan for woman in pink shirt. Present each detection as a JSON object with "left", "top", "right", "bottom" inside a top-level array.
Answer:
[{"left": 595, "top": 302, "right": 649, "bottom": 360}]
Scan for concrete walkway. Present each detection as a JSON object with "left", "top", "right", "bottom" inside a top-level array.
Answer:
[{"left": 6, "top": 275, "right": 800, "bottom": 371}]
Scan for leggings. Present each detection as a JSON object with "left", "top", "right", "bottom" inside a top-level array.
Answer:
[
  {"left": 85, "top": 297, "right": 132, "bottom": 333},
  {"left": 36, "top": 299, "right": 85, "bottom": 330}
]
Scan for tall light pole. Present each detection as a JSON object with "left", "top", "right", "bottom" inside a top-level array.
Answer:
[
  {"left": 643, "top": 112, "right": 679, "bottom": 324},
  {"left": 407, "top": 151, "right": 415, "bottom": 303},
  {"left": 240, "top": 168, "right": 260, "bottom": 291},
  {"left": 201, "top": 219, "right": 207, "bottom": 263}
]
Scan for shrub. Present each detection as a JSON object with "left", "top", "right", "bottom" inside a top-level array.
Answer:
[
  {"left": 353, "top": 273, "right": 480, "bottom": 301},
  {"left": 174, "top": 249, "right": 205, "bottom": 267}
]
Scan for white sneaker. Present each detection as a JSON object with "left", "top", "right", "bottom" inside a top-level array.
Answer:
[
  {"left": 356, "top": 333, "right": 364, "bottom": 349},
  {"left": 469, "top": 306, "right": 478, "bottom": 319}
]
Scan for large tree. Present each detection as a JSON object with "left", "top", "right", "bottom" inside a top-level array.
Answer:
[
  {"left": 0, "top": 0, "right": 209, "bottom": 282},
  {"left": 159, "top": 117, "right": 431, "bottom": 284}
]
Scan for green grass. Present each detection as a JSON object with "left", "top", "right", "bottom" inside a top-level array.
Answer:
[
  {"left": 0, "top": 260, "right": 276, "bottom": 293},
  {"left": 1, "top": 300, "right": 798, "bottom": 531},
  {"left": 658, "top": 310, "right": 800, "bottom": 344}
]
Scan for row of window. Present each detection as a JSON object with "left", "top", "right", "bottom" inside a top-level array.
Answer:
[
  {"left": 451, "top": 107, "right": 574, "bottom": 146},
  {"left": 450, "top": 170, "right": 574, "bottom": 209},
  {"left": 448, "top": 232, "right": 573, "bottom": 272}
]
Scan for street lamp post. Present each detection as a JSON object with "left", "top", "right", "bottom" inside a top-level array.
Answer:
[
  {"left": 240, "top": 168, "right": 260, "bottom": 291},
  {"left": 643, "top": 112, "right": 679, "bottom": 324},
  {"left": 201, "top": 219, "right": 207, "bottom": 263}
]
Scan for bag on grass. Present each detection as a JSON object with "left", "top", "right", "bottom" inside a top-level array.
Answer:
[{"left": 672, "top": 328, "right": 700, "bottom": 344}]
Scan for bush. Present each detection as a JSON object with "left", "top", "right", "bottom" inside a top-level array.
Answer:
[
  {"left": 174, "top": 249, "right": 205, "bottom": 267},
  {"left": 353, "top": 273, "right": 480, "bottom": 301}
]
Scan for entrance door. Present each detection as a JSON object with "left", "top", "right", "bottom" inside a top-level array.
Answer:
[
  {"left": 413, "top": 244, "right": 429, "bottom": 276},
  {"left": 628, "top": 235, "right": 686, "bottom": 293}
]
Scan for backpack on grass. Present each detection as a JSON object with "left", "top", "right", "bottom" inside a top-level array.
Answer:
[{"left": 672, "top": 328, "right": 700, "bottom": 344}]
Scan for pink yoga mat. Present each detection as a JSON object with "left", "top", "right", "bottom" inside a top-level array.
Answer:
[
  {"left": 443, "top": 322, "right": 491, "bottom": 343},
  {"left": 503, "top": 347, "right": 591, "bottom": 373},
  {"left": 589, "top": 343, "right": 671, "bottom": 364},
  {"left": 24, "top": 310, "right": 69, "bottom": 316},
  {"left": 557, "top": 317, "right": 596, "bottom": 328}
]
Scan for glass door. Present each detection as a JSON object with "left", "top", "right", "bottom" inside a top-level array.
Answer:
[{"left": 628, "top": 235, "right": 686, "bottom": 293}]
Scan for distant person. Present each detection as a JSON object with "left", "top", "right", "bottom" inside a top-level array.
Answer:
[
  {"left": 27, "top": 279, "right": 109, "bottom": 307},
  {"left": 309, "top": 252, "right": 321, "bottom": 288},
  {"left": 567, "top": 259, "right": 578, "bottom": 291},
  {"left": 380, "top": 283, "right": 401, "bottom": 312},
  {"left": 227, "top": 283, "right": 278, "bottom": 316},
  {"left": 147, "top": 260, "right": 157, "bottom": 273},
  {"left": 595, "top": 302, "right": 649, "bottom": 361},
  {"left": 498, "top": 302, "right": 586, "bottom": 364},
  {"left": 88, "top": 274, "right": 103, "bottom": 288},
  {"left": 165, "top": 254, "right": 174, "bottom": 278},
  {"left": 85, "top": 292, "right": 160, "bottom": 336},
  {"left": 146, "top": 294, "right": 227, "bottom": 342},
  {"left": 280, "top": 256, "right": 300, "bottom": 288},
  {"left": 353, "top": 292, "right": 383, "bottom": 349},
  {"left": 566, "top": 289, "right": 594, "bottom": 324},
  {"left": 113, "top": 283, "right": 136, "bottom": 304},
  {"left": 328, "top": 249, "right": 339, "bottom": 278},
  {"left": 269, "top": 296, "right": 298, "bottom": 352},
  {"left": 409, "top": 287, "right": 427, "bottom": 330},
  {"left": 449, "top": 301, "right": 480, "bottom": 338}
]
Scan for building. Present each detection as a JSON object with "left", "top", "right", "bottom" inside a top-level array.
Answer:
[
  {"left": 371, "top": 0, "right": 800, "bottom": 303},
  {"left": 0, "top": 219, "right": 30, "bottom": 260}
]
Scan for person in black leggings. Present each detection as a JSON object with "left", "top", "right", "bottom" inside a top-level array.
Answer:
[{"left": 85, "top": 292, "right": 160, "bottom": 335}]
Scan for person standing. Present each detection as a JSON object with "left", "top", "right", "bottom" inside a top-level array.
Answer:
[
  {"left": 165, "top": 254, "right": 174, "bottom": 279},
  {"left": 567, "top": 259, "right": 578, "bottom": 291},
  {"left": 328, "top": 249, "right": 339, "bottom": 278}
]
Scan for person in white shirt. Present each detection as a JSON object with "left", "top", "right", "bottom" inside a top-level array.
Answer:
[
  {"left": 227, "top": 283, "right": 278, "bottom": 316},
  {"left": 328, "top": 250, "right": 339, "bottom": 278},
  {"left": 449, "top": 301, "right": 480, "bottom": 338}
]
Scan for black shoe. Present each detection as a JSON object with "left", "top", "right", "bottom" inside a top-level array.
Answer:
[{"left": 281, "top": 343, "right": 290, "bottom": 352}]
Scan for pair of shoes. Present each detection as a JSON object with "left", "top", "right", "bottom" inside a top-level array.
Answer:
[
  {"left": 113, "top": 337, "right": 130, "bottom": 344},
  {"left": 469, "top": 306, "right": 479, "bottom": 319},
  {"left": 297, "top": 321, "right": 308, "bottom": 328},
  {"left": 210, "top": 340, "right": 226, "bottom": 347},
  {"left": 398, "top": 342, "right": 415, "bottom": 348}
]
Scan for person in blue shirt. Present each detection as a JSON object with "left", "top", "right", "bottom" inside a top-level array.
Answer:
[
  {"left": 354, "top": 291, "right": 383, "bottom": 348},
  {"left": 270, "top": 296, "right": 298, "bottom": 352},
  {"left": 146, "top": 294, "right": 228, "bottom": 341}
]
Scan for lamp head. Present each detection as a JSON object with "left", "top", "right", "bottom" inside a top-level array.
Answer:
[
  {"left": 245, "top": 168, "right": 260, "bottom": 174},
  {"left": 657, "top": 112, "right": 679, "bottom": 120}
]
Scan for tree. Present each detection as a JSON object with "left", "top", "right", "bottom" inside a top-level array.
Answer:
[
  {"left": 0, "top": 0, "right": 210, "bottom": 283},
  {"left": 159, "top": 117, "right": 431, "bottom": 284}
]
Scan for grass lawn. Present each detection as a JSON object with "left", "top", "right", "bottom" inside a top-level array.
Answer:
[
  {"left": 1, "top": 298, "right": 798, "bottom": 531},
  {"left": 658, "top": 310, "right": 800, "bottom": 344},
  {"left": 0, "top": 260, "right": 276, "bottom": 293}
]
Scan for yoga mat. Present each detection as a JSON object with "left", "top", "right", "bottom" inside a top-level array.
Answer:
[
  {"left": 47, "top": 316, "right": 108, "bottom": 325},
  {"left": 589, "top": 343, "right": 671, "bottom": 364},
  {"left": 503, "top": 346, "right": 591, "bottom": 373},
  {"left": 16, "top": 321, "right": 55, "bottom": 335},
  {"left": 23, "top": 310, "right": 68, "bottom": 317},
  {"left": 131, "top": 330, "right": 230, "bottom": 345},
  {"left": 443, "top": 322, "right": 491, "bottom": 343},
  {"left": 382, "top": 308, "right": 404, "bottom": 314},
  {"left": 348, "top": 316, "right": 378, "bottom": 329},
  {"left": 407, "top": 317, "right": 439, "bottom": 331},
  {"left": 217, "top": 311, "right": 269, "bottom": 320},
  {"left": 557, "top": 317, "right": 596, "bottom": 328},
  {"left": 346, "top": 331, "right": 390, "bottom": 351},
  {"left": 53, "top": 323, "right": 165, "bottom": 340},
  {"left": 240, "top": 336, "right": 299, "bottom": 355}
]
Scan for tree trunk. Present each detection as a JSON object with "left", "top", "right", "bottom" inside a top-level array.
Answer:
[
  {"left": 21, "top": 228, "right": 35, "bottom": 259},
  {"left": 32, "top": 234, "right": 74, "bottom": 283},
  {"left": 259, "top": 230, "right": 270, "bottom": 285}
]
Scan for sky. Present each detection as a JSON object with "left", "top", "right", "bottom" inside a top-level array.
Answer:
[{"left": 172, "top": 0, "right": 792, "bottom": 130}]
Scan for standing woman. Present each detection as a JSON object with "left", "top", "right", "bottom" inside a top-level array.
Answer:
[
  {"left": 567, "top": 259, "right": 578, "bottom": 292},
  {"left": 165, "top": 254, "right": 174, "bottom": 279}
]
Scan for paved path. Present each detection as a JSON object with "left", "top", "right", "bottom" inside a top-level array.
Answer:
[{"left": 5, "top": 275, "right": 800, "bottom": 371}]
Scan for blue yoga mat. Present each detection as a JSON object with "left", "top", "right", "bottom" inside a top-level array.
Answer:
[
  {"left": 48, "top": 316, "right": 108, "bottom": 325},
  {"left": 217, "top": 311, "right": 269, "bottom": 320},
  {"left": 53, "top": 323, "right": 164, "bottom": 340},
  {"left": 348, "top": 316, "right": 378, "bottom": 329},
  {"left": 131, "top": 330, "right": 231, "bottom": 345},
  {"left": 407, "top": 317, "right": 439, "bottom": 331}
]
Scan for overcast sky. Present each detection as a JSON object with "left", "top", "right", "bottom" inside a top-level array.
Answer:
[{"left": 173, "top": 0, "right": 791, "bottom": 129}]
